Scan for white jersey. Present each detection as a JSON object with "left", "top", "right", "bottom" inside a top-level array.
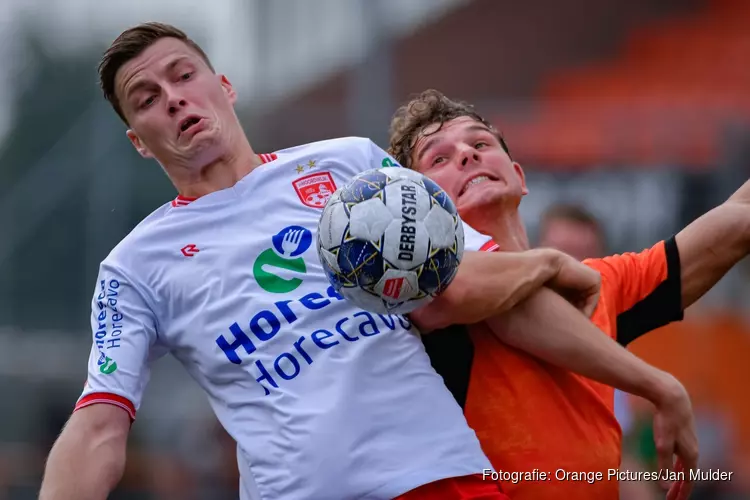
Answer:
[{"left": 76, "top": 137, "right": 491, "bottom": 500}]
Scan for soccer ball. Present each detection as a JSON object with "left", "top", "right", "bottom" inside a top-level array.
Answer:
[{"left": 316, "top": 166, "right": 464, "bottom": 314}]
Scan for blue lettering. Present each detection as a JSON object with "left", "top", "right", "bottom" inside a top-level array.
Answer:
[
  {"left": 354, "top": 311, "right": 380, "bottom": 337},
  {"left": 107, "top": 298, "right": 118, "bottom": 308},
  {"left": 97, "top": 291, "right": 105, "bottom": 300},
  {"left": 335, "top": 317, "right": 359, "bottom": 342},
  {"left": 109, "top": 279, "right": 120, "bottom": 289},
  {"left": 398, "top": 315, "right": 411, "bottom": 330},
  {"left": 311, "top": 329, "right": 339, "bottom": 349},
  {"left": 95, "top": 340, "right": 105, "bottom": 349},
  {"left": 327, "top": 286, "right": 344, "bottom": 301},
  {"left": 97, "top": 310, "right": 106, "bottom": 322},
  {"left": 274, "top": 352, "right": 301, "bottom": 380},
  {"left": 97, "top": 301, "right": 105, "bottom": 310},
  {"left": 293, "top": 336, "right": 313, "bottom": 365},
  {"left": 95, "top": 331, "right": 106, "bottom": 340},
  {"left": 378, "top": 314, "right": 396, "bottom": 330},
  {"left": 216, "top": 322, "right": 257, "bottom": 364},
  {"left": 111, "top": 330, "right": 122, "bottom": 337},
  {"left": 112, "top": 313, "right": 123, "bottom": 322},
  {"left": 250, "top": 310, "right": 280, "bottom": 342},
  {"left": 274, "top": 300, "right": 298, "bottom": 323},
  {"left": 106, "top": 338, "right": 121, "bottom": 349},
  {"left": 255, "top": 360, "right": 278, "bottom": 396},
  {"left": 300, "top": 292, "right": 330, "bottom": 310}
]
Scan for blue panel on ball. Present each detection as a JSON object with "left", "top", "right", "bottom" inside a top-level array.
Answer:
[
  {"left": 422, "top": 177, "right": 457, "bottom": 215},
  {"left": 336, "top": 239, "right": 384, "bottom": 287},
  {"left": 418, "top": 248, "right": 459, "bottom": 295},
  {"left": 319, "top": 252, "right": 351, "bottom": 290},
  {"left": 339, "top": 170, "right": 389, "bottom": 204}
]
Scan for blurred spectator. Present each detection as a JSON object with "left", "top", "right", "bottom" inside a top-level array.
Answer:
[
  {"left": 537, "top": 203, "right": 637, "bottom": 431},
  {"left": 538, "top": 203, "right": 605, "bottom": 262}
]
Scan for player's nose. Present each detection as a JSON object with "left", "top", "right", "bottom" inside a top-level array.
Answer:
[
  {"left": 458, "top": 146, "right": 480, "bottom": 169},
  {"left": 166, "top": 88, "right": 188, "bottom": 116}
]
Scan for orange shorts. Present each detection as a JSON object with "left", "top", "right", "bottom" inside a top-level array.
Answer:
[{"left": 395, "top": 474, "right": 511, "bottom": 499}]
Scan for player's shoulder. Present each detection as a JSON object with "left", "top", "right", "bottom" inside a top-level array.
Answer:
[
  {"left": 276, "top": 136, "right": 386, "bottom": 164},
  {"left": 100, "top": 202, "right": 174, "bottom": 277}
]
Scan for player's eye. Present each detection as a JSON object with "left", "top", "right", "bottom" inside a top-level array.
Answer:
[
  {"left": 180, "top": 72, "right": 193, "bottom": 81},
  {"left": 140, "top": 95, "right": 156, "bottom": 108},
  {"left": 475, "top": 141, "right": 488, "bottom": 149},
  {"left": 431, "top": 156, "right": 446, "bottom": 166}
]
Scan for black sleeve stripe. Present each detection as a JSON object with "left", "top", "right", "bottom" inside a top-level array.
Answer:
[
  {"left": 422, "top": 325, "right": 474, "bottom": 409},
  {"left": 616, "top": 236, "right": 684, "bottom": 346}
]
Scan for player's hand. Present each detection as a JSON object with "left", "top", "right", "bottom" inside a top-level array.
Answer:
[
  {"left": 666, "top": 458, "right": 691, "bottom": 500},
  {"left": 545, "top": 250, "right": 601, "bottom": 317},
  {"left": 651, "top": 374, "right": 698, "bottom": 499}
]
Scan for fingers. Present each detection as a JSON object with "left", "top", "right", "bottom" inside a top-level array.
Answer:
[
  {"left": 666, "top": 459, "right": 693, "bottom": 500},
  {"left": 582, "top": 290, "right": 600, "bottom": 318},
  {"left": 655, "top": 438, "right": 675, "bottom": 490}
]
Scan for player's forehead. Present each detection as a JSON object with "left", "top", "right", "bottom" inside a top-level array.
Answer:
[
  {"left": 116, "top": 37, "right": 203, "bottom": 99},
  {"left": 412, "top": 116, "right": 494, "bottom": 163}
]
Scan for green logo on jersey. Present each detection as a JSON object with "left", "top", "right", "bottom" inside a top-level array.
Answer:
[
  {"left": 252, "top": 226, "right": 313, "bottom": 293},
  {"left": 381, "top": 157, "right": 398, "bottom": 167},
  {"left": 99, "top": 356, "right": 118, "bottom": 375}
]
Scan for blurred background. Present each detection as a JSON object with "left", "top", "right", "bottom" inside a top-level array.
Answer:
[{"left": 1, "top": 0, "right": 749, "bottom": 498}]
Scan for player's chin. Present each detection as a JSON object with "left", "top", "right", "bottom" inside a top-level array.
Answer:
[{"left": 457, "top": 186, "right": 507, "bottom": 215}]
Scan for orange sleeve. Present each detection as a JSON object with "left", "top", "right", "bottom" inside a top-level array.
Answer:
[{"left": 584, "top": 237, "right": 684, "bottom": 345}]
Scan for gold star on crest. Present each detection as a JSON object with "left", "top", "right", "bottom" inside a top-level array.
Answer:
[
  {"left": 295, "top": 164, "right": 305, "bottom": 174},
  {"left": 307, "top": 159, "right": 316, "bottom": 169}
]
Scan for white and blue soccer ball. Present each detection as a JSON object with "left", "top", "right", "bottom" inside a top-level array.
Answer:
[{"left": 317, "top": 166, "right": 464, "bottom": 314}]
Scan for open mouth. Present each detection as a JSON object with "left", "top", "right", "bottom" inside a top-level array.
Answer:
[
  {"left": 460, "top": 175, "right": 495, "bottom": 196},
  {"left": 179, "top": 116, "right": 202, "bottom": 135}
]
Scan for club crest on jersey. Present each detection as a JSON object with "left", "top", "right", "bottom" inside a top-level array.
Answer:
[{"left": 293, "top": 171, "right": 337, "bottom": 208}]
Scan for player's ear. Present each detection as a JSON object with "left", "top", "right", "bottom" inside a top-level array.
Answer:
[
  {"left": 220, "top": 75, "right": 237, "bottom": 105},
  {"left": 127, "top": 130, "right": 153, "bottom": 159},
  {"left": 513, "top": 162, "right": 529, "bottom": 196}
]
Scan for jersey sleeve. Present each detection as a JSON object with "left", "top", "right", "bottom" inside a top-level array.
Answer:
[
  {"left": 366, "top": 138, "right": 402, "bottom": 170},
  {"left": 584, "top": 237, "right": 683, "bottom": 346},
  {"left": 74, "top": 262, "right": 165, "bottom": 421},
  {"left": 462, "top": 225, "right": 496, "bottom": 252}
]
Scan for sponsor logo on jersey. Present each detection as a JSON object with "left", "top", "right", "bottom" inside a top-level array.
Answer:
[
  {"left": 252, "top": 225, "right": 313, "bottom": 293},
  {"left": 293, "top": 172, "right": 336, "bottom": 208},
  {"left": 215, "top": 284, "right": 413, "bottom": 395},
  {"left": 94, "top": 279, "right": 124, "bottom": 352},
  {"left": 97, "top": 352, "right": 118, "bottom": 374},
  {"left": 381, "top": 157, "right": 400, "bottom": 167}
]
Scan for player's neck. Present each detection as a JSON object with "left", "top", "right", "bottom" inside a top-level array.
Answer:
[
  {"left": 172, "top": 139, "right": 262, "bottom": 199},
  {"left": 487, "top": 211, "right": 530, "bottom": 252}
]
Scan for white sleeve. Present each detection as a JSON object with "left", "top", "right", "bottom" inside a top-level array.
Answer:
[
  {"left": 366, "top": 138, "right": 402, "bottom": 170},
  {"left": 74, "top": 262, "right": 166, "bottom": 420},
  {"left": 462, "top": 222, "right": 497, "bottom": 252}
]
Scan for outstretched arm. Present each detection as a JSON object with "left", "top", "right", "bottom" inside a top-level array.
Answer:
[
  {"left": 676, "top": 179, "right": 750, "bottom": 308},
  {"left": 411, "top": 248, "right": 600, "bottom": 331},
  {"left": 488, "top": 290, "right": 697, "bottom": 499}
]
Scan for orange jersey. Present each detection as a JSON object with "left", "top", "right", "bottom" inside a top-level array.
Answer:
[{"left": 424, "top": 238, "right": 682, "bottom": 500}]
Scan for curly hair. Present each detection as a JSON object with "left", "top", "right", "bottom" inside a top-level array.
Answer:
[
  {"left": 388, "top": 89, "right": 511, "bottom": 168},
  {"left": 98, "top": 22, "right": 215, "bottom": 124}
]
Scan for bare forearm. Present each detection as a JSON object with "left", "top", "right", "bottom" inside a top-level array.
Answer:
[
  {"left": 676, "top": 201, "right": 750, "bottom": 308},
  {"left": 412, "top": 249, "right": 561, "bottom": 331},
  {"left": 39, "top": 416, "right": 126, "bottom": 500},
  {"left": 488, "top": 287, "right": 677, "bottom": 403}
]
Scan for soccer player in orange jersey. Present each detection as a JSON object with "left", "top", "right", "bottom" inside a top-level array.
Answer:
[{"left": 390, "top": 90, "right": 750, "bottom": 500}]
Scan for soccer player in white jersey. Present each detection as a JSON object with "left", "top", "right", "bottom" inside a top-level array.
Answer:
[{"left": 39, "top": 23, "right": 697, "bottom": 500}]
